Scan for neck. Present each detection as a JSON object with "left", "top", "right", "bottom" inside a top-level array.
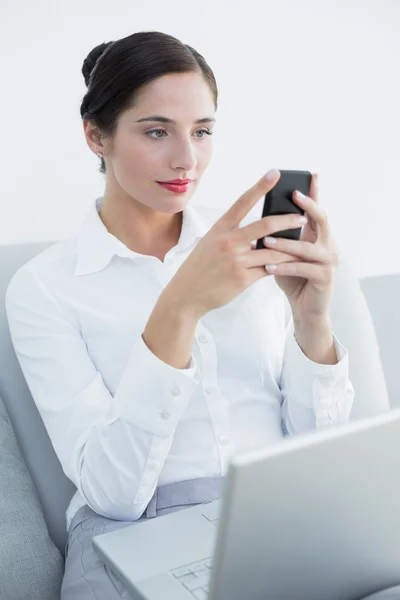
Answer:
[{"left": 99, "top": 193, "right": 183, "bottom": 261}]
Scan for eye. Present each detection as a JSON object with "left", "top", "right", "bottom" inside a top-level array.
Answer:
[
  {"left": 146, "top": 128, "right": 167, "bottom": 139},
  {"left": 194, "top": 128, "right": 213, "bottom": 138},
  {"left": 145, "top": 128, "right": 213, "bottom": 140}
]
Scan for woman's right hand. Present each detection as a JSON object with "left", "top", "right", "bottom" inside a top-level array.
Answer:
[{"left": 167, "top": 168, "right": 307, "bottom": 319}]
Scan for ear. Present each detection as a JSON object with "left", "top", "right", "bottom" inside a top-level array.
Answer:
[{"left": 83, "top": 120, "right": 103, "bottom": 155}]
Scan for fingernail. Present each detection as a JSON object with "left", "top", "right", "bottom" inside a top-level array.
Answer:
[
  {"left": 265, "top": 264, "right": 277, "bottom": 273},
  {"left": 314, "top": 173, "right": 318, "bottom": 185},
  {"left": 265, "top": 168, "right": 280, "bottom": 181},
  {"left": 298, "top": 216, "right": 308, "bottom": 224},
  {"left": 295, "top": 190, "right": 306, "bottom": 200},
  {"left": 264, "top": 236, "right": 277, "bottom": 245}
]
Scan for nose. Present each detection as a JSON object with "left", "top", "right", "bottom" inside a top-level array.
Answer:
[{"left": 170, "top": 137, "right": 198, "bottom": 172}]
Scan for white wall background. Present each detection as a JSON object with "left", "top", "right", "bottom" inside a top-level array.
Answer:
[{"left": 1, "top": 0, "right": 399, "bottom": 278}]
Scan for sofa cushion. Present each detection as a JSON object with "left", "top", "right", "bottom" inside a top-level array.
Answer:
[{"left": 0, "top": 394, "right": 64, "bottom": 600}]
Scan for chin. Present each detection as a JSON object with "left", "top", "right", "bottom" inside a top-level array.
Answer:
[{"left": 159, "top": 199, "right": 190, "bottom": 213}]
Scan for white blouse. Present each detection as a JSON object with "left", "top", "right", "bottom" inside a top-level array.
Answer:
[{"left": 5, "top": 197, "right": 354, "bottom": 532}]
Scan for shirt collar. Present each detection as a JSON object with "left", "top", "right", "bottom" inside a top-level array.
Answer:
[{"left": 74, "top": 196, "right": 210, "bottom": 276}]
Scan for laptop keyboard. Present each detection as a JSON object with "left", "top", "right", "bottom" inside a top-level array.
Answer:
[{"left": 170, "top": 557, "right": 213, "bottom": 599}]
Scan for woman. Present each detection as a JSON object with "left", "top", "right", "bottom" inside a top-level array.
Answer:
[{"left": 6, "top": 29, "right": 395, "bottom": 600}]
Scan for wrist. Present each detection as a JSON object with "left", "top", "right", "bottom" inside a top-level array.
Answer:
[
  {"left": 292, "top": 314, "right": 337, "bottom": 365},
  {"left": 143, "top": 293, "right": 199, "bottom": 370},
  {"left": 292, "top": 312, "right": 332, "bottom": 333},
  {"left": 161, "top": 280, "right": 205, "bottom": 324}
]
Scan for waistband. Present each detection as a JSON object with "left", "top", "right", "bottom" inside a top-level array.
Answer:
[
  {"left": 71, "top": 476, "right": 225, "bottom": 530},
  {"left": 145, "top": 475, "right": 225, "bottom": 518}
]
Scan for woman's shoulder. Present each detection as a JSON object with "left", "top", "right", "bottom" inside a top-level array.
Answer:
[{"left": 5, "top": 237, "right": 77, "bottom": 307}]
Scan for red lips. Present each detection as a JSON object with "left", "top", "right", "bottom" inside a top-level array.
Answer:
[{"left": 159, "top": 179, "right": 192, "bottom": 184}]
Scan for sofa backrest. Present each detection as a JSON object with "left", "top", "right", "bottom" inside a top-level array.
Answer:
[
  {"left": 360, "top": 273, "right": 400, "bottom": 408},
  {"left": 327, "top": 258, "right": 392, "bottom": 419},
  {"left": 0, "top": 243, "right": 76, "bottom": 556}
]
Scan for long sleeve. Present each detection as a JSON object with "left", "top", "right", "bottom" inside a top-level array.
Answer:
[
  {"left": 5, "top": 267, "right": 201, "bottom": 521},
  {"left": 280, "top": 317, "right": 355, "bottom": 435}
]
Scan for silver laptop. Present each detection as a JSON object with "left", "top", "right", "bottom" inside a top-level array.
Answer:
[{"left": 93, "top": 409, "right": 400, "bottom": 600}]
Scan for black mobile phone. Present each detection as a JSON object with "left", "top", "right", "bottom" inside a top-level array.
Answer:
[{"left": 255, "top": 170, "right": 312, "bottom": 250}]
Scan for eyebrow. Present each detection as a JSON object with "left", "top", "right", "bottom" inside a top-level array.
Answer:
[{"left": 135, "top": 116, "right": 216, "bottom": 124}]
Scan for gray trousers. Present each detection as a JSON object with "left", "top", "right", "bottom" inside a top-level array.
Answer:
[
  {"left": 60, "top": 476, "right": 400, "bottom": 600},
  {"left": 61, "top": 477, "right": 224, "bottom": 599}
]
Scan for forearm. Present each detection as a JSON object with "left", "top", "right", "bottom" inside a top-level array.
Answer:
[
  {"left": 143, "top": 286, "right": 201, "bottom": 369},
  {"left": 292, "top": 314, "right": 338, "bottom": 365},
  {"left": 281, "top": 316, "right": 354, "bottom": 435}
]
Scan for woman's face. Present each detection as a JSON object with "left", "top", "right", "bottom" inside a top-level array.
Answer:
[{"left": 92, "top": 72, "right": 216, "bottom": 214}]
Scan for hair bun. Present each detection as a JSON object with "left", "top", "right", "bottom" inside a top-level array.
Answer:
[{"left": 82, "top": 41, "right": 114, "bottom": 87}]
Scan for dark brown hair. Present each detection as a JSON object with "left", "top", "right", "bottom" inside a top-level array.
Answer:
[{"left": 80, "top": 31, "right": 218, "bottom": 174}]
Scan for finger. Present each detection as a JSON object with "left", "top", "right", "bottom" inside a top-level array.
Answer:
[
  {"left": 241, "top": 248, "right": 298, "bottom": 269},
  {"left": 265, "top": 261, "right": 334, "bottom": 284},
  {"left": 217, "top": 168, "right": 281, "bottom": 230},
  {"left": 244, "top": 264, "right": 278, "bottom": 287},
  {"left": 309, "top": 172, "right": 319, "bottom": 203},
  {"left": 239, "top": 212, "right": 308, "bottom": 244},
  {"left": 291, "top": 190, "right": 330, "bottom": 242},
  {"left": 262, "top": 236, "right": 332, "bottom": 264}
]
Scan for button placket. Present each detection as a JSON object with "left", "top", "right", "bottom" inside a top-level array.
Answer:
[
  {"left": 216, "top": 430, "right": 234, "bottom": 474},
  {"left": 196, "top": 325, "right": 234, "bottom": 472}
]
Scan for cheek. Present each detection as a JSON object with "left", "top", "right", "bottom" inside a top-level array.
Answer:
[
  {"left": 116, "top": 134, "right": 213, "bottom": 179},
  {"left": 197, "top": 142, "right": 213, "bottom": 171},
  {"left": 118, "top": 139, "right": 166, "bottom": 175}
]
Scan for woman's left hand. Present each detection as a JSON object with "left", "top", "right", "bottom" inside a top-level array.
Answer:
[{"left": 263, "top": 173, "right": 339, "bottom": 323}]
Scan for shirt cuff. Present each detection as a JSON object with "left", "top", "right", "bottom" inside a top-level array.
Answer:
[
  {"left": 281, "top": 319, "right": 353, "bottom": 427},
  {"left": 113, "top": 333, "right": 200, "bottom": 436}
]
